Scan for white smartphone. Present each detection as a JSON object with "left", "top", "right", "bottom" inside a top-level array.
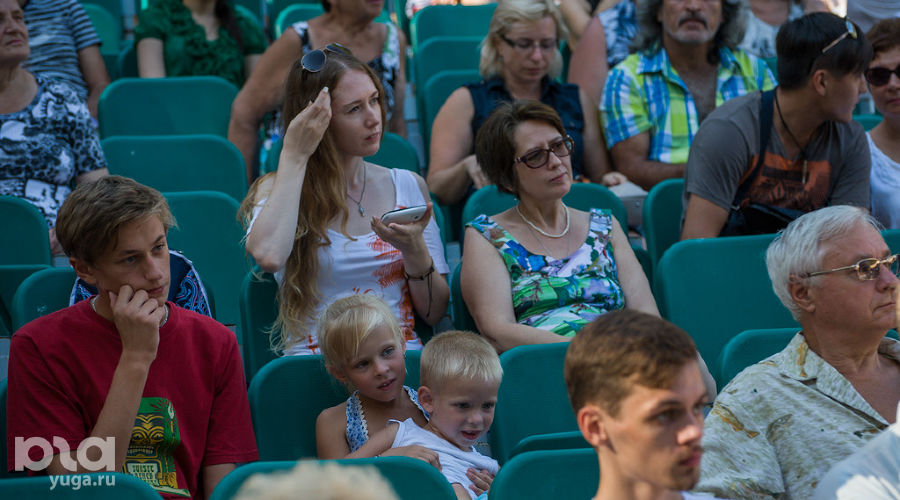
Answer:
[{"left": 381, "top": 205, "right": 427, "bottom": 225}]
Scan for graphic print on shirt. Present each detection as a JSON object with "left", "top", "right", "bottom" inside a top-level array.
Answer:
[
  {"left": 124, "top": 397, "right": 189, "bottom": 497},
  {"left": 368, "top": 233, "right": 415, "bottom": 342}
]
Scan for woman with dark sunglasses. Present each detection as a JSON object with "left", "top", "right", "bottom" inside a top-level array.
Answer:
[
  {"left": 460, "top": 100, "right": 658, "bottom": 353},
  {"left": 865, "top": 19, "right": 900, "bottom": 229},
  {"left": 239, "top": 49, "right": 449, "bottom": 357}
]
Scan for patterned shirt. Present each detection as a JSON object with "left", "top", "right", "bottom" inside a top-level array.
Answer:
[
  {"left": 466, "top": 208, "right": 625, "bottom": 336},
  {"left": 596, "top": 0, "right": 637, "bottom": 68},
  {"left": 601, "top": 45, "right": 776, "bottom": 165},
  {"left": 696, "top": 333, "right": 900, "bottom": 500}
]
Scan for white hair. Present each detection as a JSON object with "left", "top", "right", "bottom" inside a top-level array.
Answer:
[
  {"left": 233, "top": 461, "right": 399, "bottom": 500},
  {"left": 765, "top": 206, "right": 882, "bottom": 320}
]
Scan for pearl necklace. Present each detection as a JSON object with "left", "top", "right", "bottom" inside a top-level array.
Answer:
[
  {"left": 91, "top": 296, "right": 169, "bottom": 326},
  {"left": 515, "top": 204, "right": 570, "bottom": 238}
]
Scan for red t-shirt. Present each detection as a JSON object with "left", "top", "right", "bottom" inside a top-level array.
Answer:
[{"left": 7, "top": 300, "right": 259, "bottom": 498}]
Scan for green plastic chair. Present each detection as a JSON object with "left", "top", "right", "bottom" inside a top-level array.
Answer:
[
  {"left": 449, "top": 262, "right": 476, "bottom": 332},
  {"left": 413, "top": 36, "right": 481, "bottom": 129},
  {"left": 164, "top": 191, "right": 251, "bottom": 338},
  {"left": 116, "top": 42, "right": 137, "bottom": 78},
  {"left": 1, "top": 196, "right": 51, "bottom": 266},
  {"left": 508, "top": 430, "right": 589, "bottom": 459},
  {"left": 854, "top": 113, "right": 882, "bottom": 131},
  {"left": 98, "top": 76, "right": 238, "bottom": 138},
  {"left": 488, "top": 448, "right": 598, "bottom": 500},
  {"left": 248, "top": 351, "right": 422, "bottom": 460},
  {"left": 0, "top": 265, "right": 50, "bottom": 335},
  {"left": 209, "top": 457, "right": 456, "bottom": 500},
  {"left": 82, "top": 0, "right": 122, "bottom": 35},
  {"left": 83, "top": 3, "right": 122, "bottom": 55},
  {"left": 642, "top": 178, "right": 684, "bottom": 271},
  {"left": 654, "top": 235, "right": 798, "bottom": 385},
  {"left": 0, "top": 473, "right": 160, "bottom": 498},
  {"left": 10, "top": 267, "right": 77, "bottom": 331},
  {"left": 421, "top": 69, "right": 481, "bottom": 161},
  {"left": 366, "top": 132, "right": 421, "bottom": 173},
  {"left": 102, "top": 135, "right": 248, "bottom": 202},
  {"left": 0, "top": 378, "right": 19, "bottom": 478},
  {"left": 409, "top": 4, "right": 496, "bottom": 52},
  {"left": 489, "top": 343, "right": 576, "bottom": 464},
  {"left": 239, "top": 271, "right": 280, "bottom": 382},
  {"left": 234, "top": 2, "right": 264, "bottom": 29},
  {"left": 763, "top": 56, "right": 777, "bottom": 76},
  {"left": 884, "top": 229, "right": 900, "bottom": 254},
  {"left": 273, "top": 4, "right": 324, "bottom": 37}
]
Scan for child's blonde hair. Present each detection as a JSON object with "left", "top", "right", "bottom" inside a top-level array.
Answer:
[
  {"left": 317, "top": 295, "right": 405, "bottom": 374},
  {"left": 234, "top": 461, "right": 399, "bottom": 500},
  {"left": 420, "top": 331, "right": 503, "bottom": 390}
]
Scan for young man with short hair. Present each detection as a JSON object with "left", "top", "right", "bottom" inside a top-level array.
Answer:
[
  {"left": 6, "top": 176, "right": 258, "bottom": 498},
  {"left": 565, "top": 309, "right": 714, "bottom": 500}
]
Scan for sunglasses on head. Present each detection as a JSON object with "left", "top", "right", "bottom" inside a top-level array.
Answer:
[
  {"left": 865, "top": 64, "right": 900, "bottom": 87},
  {"left": 807, "top": 18, "right": 858, "bottom": 75},
  {"left": 806, "top": 254, "right": 900, "bottom": 281},
  {"left": 300, "top": 43, "right": 352, "bottom": 75}
]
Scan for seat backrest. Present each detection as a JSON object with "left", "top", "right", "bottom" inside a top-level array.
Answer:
[
  {"left": 0, "top": 196, "right": 51, "bottom": 266},
  {"left": 273, "top": 4, "right": 323, "bottom": 37},
  {"left": 239, "top": 271, "right": 279, "bottom": 382},
  {"left": 717, "top": 327, "right": 798, "bottom": 387},
  {"left": 642, "top": 178, "right": 684, "bottom": 270},
  {"left": 421, "top": 69, "right": 481, "bottom": 156},
  {"left": 82, "top": 3, "right": 121, "bottom": 55},
  {"left": 489, "top": 448, "right": 598, "bottom": 500},
  {"left": 449, "top": 263, "right": 477, "bottom": 332},
  {"left": 116, "top": 42, "right": 137, "bottom": 78},
  {"left": 98, "top": 77, "right": 238, "bottom": 138},
  {"left": 10, "top": 267, "right": 77, "bottom": 331},
  {"left": 82, "top": 0, "right": 122, "bottom": 32},
  {"left": 414, "top": 36, "right": 481, "bottom": 124},
  {"left": 233, "top": 1, "right": 264, "bottom": 30},
  {"left": 209, "top": 457, "right": 456, "bottom": 500},
  {"left": 853, "top": 113, "right": 882, "bottom": 131},
  {"left": 508, "top": 430, "right": 589, "bottom": 460},
  {"left": 0, "top": 265, "right": 50, "bottom": 335},
  {"left": 367, "top": 132, "right": 420, "bottom": 173},
  {"left": 884, "top": 229, "right": 900, "bottom": 254},
  {"left": 409, "top": 4, "right": 496, "bottom": 52},
  {"left": 489, "top": 343, "right": 576, "bottom": 464},
  {"left": 164, "top": 191, "right": 250, "bottom": 336},
  {"left": 0, "top": 473, "right": 161, "bottom": 498},
  {"left": 654, "top": 235, "right": 798, "bottom": 385},
  {"left": 102, "top": 135, "right": 248, "bottom": 202},
  {"left": 249, "top": 351, "right": 422, "bottom": 460}
]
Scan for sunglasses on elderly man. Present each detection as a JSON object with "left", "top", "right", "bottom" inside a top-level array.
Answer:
[
  {"left": 514, "top": 136, "right": 574, "bottom": 169},
  {"left": 300, "top": 43, "right": 352, "bottom": 75},
  {"left": 806, "top": 254, "right": 900, "bottom": 281},
  {"left": 866, "top": 64, "right": 900, "bottom": 87}
]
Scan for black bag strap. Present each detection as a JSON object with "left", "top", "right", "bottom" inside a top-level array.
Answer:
[{"left": 732, "top": 89, "right": 775, "bottom": 208}]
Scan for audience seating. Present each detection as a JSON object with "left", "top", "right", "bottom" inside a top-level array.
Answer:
[
  {"left": 103, "top": 135, "right": 248, "bottom": 202},
  {"left": 654, "top": 234, "right": 798, "bottom": 385},
  {"left": 209, "top": 457, "right": 456, "bottom": 500},
  {"left": 248, "top": 352, "right": 421, "bottom": 460},
  {"left": 449, "top": 263, "right": 476, "bottom": 332},
  {"left": 0, "top": 473, "right": 160, "bottom": 498},
  {"left": 164, "top": 191, "right": 250, "bottom": 339},
  {"left": 0, "top": 265, "right": 49, "bottom": 335},
  {"left": 0, "top": 196, "right": 52, "bottom": 334},
  {"left": 233, "top": 0, "right": 264, "bottom": 27},
  {"left": 83, "top": 3, "right": 122, "bottom": 56},
  {"left": 413, "top": 36, "right": 481, "bottom": 138},
  {"left": 10, "top": 267, "right": 77, "bottom": 332},
  {"left": 0, "top": 378, "right": 18, "bottom": 479},
  {"left": 116, "top": 42, "right": 138, "bottom": 79},
  {"left": 421, "top": 69, "right": 481, "bottom": 159},
  {"left": 409, "top": 4, "right": 496, "bottom": 52},
  {"left": 98, "top": 77, "right": 238, "bottom": 138},
  {"left": 83, "top": 0, "right": 122, "bottom": 34},
  {"left": 885, "top": 229, "right": 900, "bottom": 253},
  {"left": 489, "top": 342, "right": 576, "bottom": 464},
  {"left": 854, "top": 113, "right": 882, "bottom": 131},
  {"left": 642, "top": 178, "right": 684, "bottom": 272},
  {"left": 273, "top": 3, "right": 324, "bottom": 37},
  {"left": 508, "top": 430, "right": 589, "bottom": 460},
  {"left": 488, "top": 448, "right": 598, "bottom": 500},
  {"left": 239, "top": 271, "right": 279, "bottom": 381}
]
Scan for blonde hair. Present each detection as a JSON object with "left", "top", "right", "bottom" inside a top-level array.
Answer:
[
  {"left": 318, "top": 295, "right": 405, "bottom": 375},
  {"left": 233, "top": 461, "right": 399, "bottom": 500},
  {"left": 420, "top": 331, "right": 503, "bottom": 390},
  {"left": 239, "top": 51, "right": 387, "bottom": 353},
  {"left": 479, "top": 0, "right": 568, "bottom": 79}
]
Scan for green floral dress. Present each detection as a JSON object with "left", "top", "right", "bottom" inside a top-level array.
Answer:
[
  {"left": 134, "top": 0, "right": 267, "bottom": 88},
  {"left": 466, "top": 208, "right": 625, "bottom": 336}
]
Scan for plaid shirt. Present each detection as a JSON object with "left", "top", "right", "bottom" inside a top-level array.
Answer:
[{"left": 601, "top": 45, "right": 776, "bottom": 165}]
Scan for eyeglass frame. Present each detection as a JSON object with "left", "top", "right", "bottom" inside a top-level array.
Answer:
[
  {"left": 805, "top": 253, "right": 900, "bottom": 281},
  {"left": 865, "top": 64, "right": 900, "bottom": 87},
  {"left": 805, "top": 17, "right": 858, "bottom": 76},
  {"left": 498, "top": 34, "right": 558, "bottom": 53},
  {"left": 514, "top": 136, "right": 574, "bottom": 169},
  {"left": 300, "top": 43, "right": 353, "bottom": 76}
]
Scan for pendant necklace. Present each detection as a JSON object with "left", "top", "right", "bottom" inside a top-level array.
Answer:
[
  {"left": 515, "top": 204, "right": 570, "bottom": 238},
  {"left": 774, "top": 91, "right": 812, "bottom": 184},
  {"left": 346, "top": 162, "right": 367, "bottom": 217}
]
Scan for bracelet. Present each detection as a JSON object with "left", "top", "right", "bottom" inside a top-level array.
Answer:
[{"left": 404, "top": 260, "right": 435, "bottom": 281}]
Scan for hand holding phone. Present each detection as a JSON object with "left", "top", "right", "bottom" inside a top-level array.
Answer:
[{"left": 381, "top": 205, "right": 428, "bottom": 225}]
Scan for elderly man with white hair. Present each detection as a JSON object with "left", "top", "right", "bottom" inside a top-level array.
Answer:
[{"left": 695, "top": 205, "right": 900, "bottom": 499}]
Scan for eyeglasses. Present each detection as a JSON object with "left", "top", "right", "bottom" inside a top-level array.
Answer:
[
  {"left": 806, "top": 254, "right": 900, "bottom": 281},
  {"left": 865, "top": 64, "right": 900, "bottom": 87},
  {"left": 499, "top": 34, "right": 558, "bottom": 53},
  {"left": 820, "top": 18, "right": 857, "bottom": 55},
  {"left": 514, "top": 136, "right": 574, "bottom": 169},
  {"left": 300, "top": 43, "right": 352, "bottom": 75}
]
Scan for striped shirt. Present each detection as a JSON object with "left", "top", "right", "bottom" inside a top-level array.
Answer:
[
  {"left": 601, "top": 45, "right": 775, "bottom": 165},
  {"left": 23, "top": 0, "right": 101, "bottom": 100}
]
